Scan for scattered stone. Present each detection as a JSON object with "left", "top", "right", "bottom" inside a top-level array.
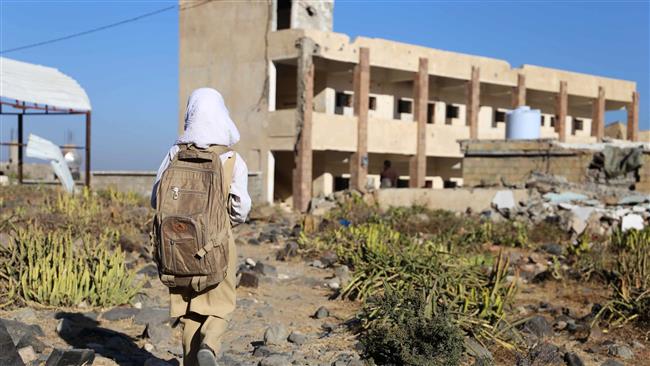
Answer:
[
  {"left": 309, "top": 260, "right": 325, "bottom": 269},
  {"left": 245, "top": 258, "right": 257, "bottom": 267},
  {"left": 254, "top": 262, "right": 278, "bottom": 277},
  {"left": 314, "top": 306, "right": 329, "bottom": 319},
  {"left": 544, "top": 192, "right": 588, "bottom": 204},
  {"left": 0, "top": 322, "right": 24, "bottom": 366},
  {"left": 17, "top": 345, "right": 37, "bottom": 364},
  {"left": 334, "top": 265, "right": 351, "bottom": 287},
  {"left": 134, "top": 307, "right": 170, "bottom": 326},
  {"left": 319, "top": 251, "right": 338, "bottom": 267},
  {"left": 144, "top": 323, "right": 172, "bottom": 345},
  {"left": 492, "top": 190, "right": 515, "bottom": 211},
  {"left": 631, "top": 340, "right": 645, "bottom": 350},
  {"left": 564, "top": 352, "right": 585, "bottom": 366},
  {"left": 137, "top": 263, "right": 159, "bottom": 278},
  {"left": 248, "top": 238, "right": 261, "bottom": 246},
  {"left": 238, "top": 270, "right": 260, "bottom": 288},
  {"left": 622, "top": 214, "right": 644, "bottom": 231},
  {"left": 608, "top": 344, "right": 634, "bottom": 360},
  {"left": 465, "top": 337, "right": 493, "bottom": 363},
  {"left": 252, "top": 345, "right": 272, "bottom": 358},
  {"left": 601, "top": 360, "right": 624, "bottom": 366},
  {"left": 287, "top": 331, "right": 307, "bottom": 345},
  {"left": 522, "top": 316, "right": 553, "bottom": 339},
  {"left": 45, "top": 349, "right": 95, "bottom": 366},
  {"left": 259, "top": 354, "right": 291, "bottom": 366},
  {"left": 144, "top": 343, "right": 155, "bottom": 352},
  {"left": 263, "top": 324, "right": 288, "bottom": 345},
  {"left": 102, "top": 306, "right": 140, "bottom": 321},
  {"left": 618, "top": 194, "right": 649, "bottom": 205},
  {"left": 541, "top": 243, "right": 563, "bottom": 256},
  {"left": 276, "top": 241, "right": 299, "bottom": 261},
  {"left": 519, "top": 342, "right": 562, "bottom": 365},
  {"left": 570, "top": 206, "right": 595, "bottom": 234}
]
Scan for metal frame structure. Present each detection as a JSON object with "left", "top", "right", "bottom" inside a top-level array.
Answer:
[{"left": 0, "top": 98, "right": 91, "bottom": 187}]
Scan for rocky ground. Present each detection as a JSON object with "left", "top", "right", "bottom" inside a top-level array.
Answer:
[
  {"left": 1, "top": 185, "right": 650, "bottom": 366},
  {"left": 1, "top": 210, "right": 364, "bottom": 366}
]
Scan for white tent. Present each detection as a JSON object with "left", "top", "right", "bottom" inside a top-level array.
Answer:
[
  {"left": 0, "top": 56, "right": 91, "bottom": 111},
  {"left": 0, "top": 56, "right": 92, "bottom": 187}
]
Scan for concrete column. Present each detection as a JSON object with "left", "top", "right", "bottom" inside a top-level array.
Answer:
[
  {"left": 591, "top": 86, "right": 605, "bottom": 141},
  {"left": 467, "top": 66, "right": 480, "bottom": 139},
  {"left": 350, "top": 47, "right": 370, "bottom": 192},
  {"left": 512, "top": 73, "right": 526, "bottom": 108},
  {"left": 292, "top": 37, "right": 316, "bottom": 212},
  {"left": 409, "top": 57, "right": 428, "bottom": 188},
  {"left": 555, "top": 81, "right": 568, "bottom": 142},
  {"left": 627, "top": 91, "right": 639, "bottom": 142}
]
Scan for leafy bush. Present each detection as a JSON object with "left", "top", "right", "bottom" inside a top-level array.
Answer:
[
  {"left": 0, "top": 225, "right": 141, "bottom": 307},
  {"left": 322, "top": 222, "right": 518, "bottom": 346},
  {"left": 362, "top": 291, "right": 464, "bottom": 366}
]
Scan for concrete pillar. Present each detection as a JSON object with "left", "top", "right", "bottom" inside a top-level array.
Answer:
[
  {"left": 512, "top": 73, "right": 526, "bottom": 108},
  {"left": 627, "top": 91, "right": 639, "bottom": 142},
  {"left": 350, "top": 47, "right": 370, "bottom": 192},
  {"left": 292, "top": 37, "right": 316, "bottom": 212},
  {"left": 467, "top": 66, "right": 480, "bottom": 139},
  {"left": 591, "top": 86, "right": 605, "bottom": 141},
  {"left": 555, "top": 81, "right": 568, "bottom": 142},
  {"left": 409, "top": 57, "right": 428, "bottom": 188}
]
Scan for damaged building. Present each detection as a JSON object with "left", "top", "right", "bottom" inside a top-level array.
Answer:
[{"left": 179, "top": 0, "right": 642, "bottom": 210}]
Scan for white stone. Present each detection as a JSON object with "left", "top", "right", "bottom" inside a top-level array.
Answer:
[
  {"left": 492, "top": 190, "right": 515, "bottom": 211},
  {"left": 245, "top": 258, "right": 256, "bottom": 267},
  {"left": 18, "top": 346, "right": 37, "bottom": 363},
  {"left": 622, "top": 214, "right": 644, "bottom": 232}
]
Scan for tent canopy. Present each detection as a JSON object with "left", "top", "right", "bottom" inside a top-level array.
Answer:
[{"left": 0, "top": 56, "right": 91, "bottom": 112}]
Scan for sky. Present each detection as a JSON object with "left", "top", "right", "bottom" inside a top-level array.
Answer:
[{"left": 0, "top": 1, "right": 648, "bottom": 171}]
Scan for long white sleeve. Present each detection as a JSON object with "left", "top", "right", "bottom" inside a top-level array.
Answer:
[{"left": 150, "top": 147, "right": 251, "bottom": 223}]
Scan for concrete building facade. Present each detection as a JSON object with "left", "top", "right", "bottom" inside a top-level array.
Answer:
[{"left": 179, "top": 0, "right": 640, "bottom": 210}]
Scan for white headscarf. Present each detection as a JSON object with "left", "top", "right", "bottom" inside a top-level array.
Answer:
[{"left": 176, "top": 88, "right": 240, "bottom": 148}]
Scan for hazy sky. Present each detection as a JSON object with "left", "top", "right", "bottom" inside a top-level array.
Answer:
[{"left": 1, "top": 1, "right": 648, "bottom": 170}]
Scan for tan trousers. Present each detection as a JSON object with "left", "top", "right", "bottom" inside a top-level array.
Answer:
[{"left": 169, "top": 230, "right": 237, "bottom": 366}]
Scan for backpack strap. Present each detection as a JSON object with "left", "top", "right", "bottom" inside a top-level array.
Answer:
[{"left": 221, "top": 153, "right": 236, "bottom": 196}]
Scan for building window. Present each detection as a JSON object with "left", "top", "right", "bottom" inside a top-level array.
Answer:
[
  {"left": 335, "top": 92, "right": 352, "bottom": 107},
  {"left": 276, "top": 0, "right": 292, "bottom": 30},
  {"left": 572, "top": 118, "right": 584, "bottom": 135},
  {"left": 427, "top": 103, "right": 435, "bottom": 124},
  {"left": 550, "top": 116, "right": 556, "bottom": 128},
  {"left": 397, "top": 99, "right": 412, "bottom": 114},
  {"left": 369, "top": 96, "right": 377, "bottom": 111},
  {"left": 541, "top": 115, "right": 545, "bottom": 126},
  {"left": 493, "top": 110, "right": 506, "bottom": 128},
  {"left": 445, "top": 104, "right": 459, "bottom": 125}
]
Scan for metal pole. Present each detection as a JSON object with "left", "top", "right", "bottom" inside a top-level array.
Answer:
[
  {"left": 85, "top": 111, "right": 91, "bottom": 187},
  {"left": 17, "top": 113, "right": 23, "bottom": 184}
]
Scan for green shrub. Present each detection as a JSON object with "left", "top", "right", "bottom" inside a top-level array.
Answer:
[
  {"left": 596, "top": 228, "right": 650, "bottom": 326},
  {"left": 0, "top": 225, "right": 141, "bottom": 307},
  {"left": 362, "top": 291, "right": 464, "bottom": 366}
]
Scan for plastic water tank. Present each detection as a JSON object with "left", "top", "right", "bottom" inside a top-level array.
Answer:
[{"left": 506, "top": 106, "right": 541, "bottom": 140}]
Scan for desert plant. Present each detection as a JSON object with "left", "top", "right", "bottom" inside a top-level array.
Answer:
[
  {"left": 595, "top": 228, "right": 650, "bottom": 326},
  {"left": 0, "top": 225, "right": 141, "bottom": 307},
  {"left": 329, "top": 222, "right": 519, "bottom": 346},
  {"left": 361, "top": 290, "right": 464, "bottom": 366}
]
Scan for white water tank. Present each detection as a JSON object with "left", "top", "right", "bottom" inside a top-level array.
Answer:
[{"left": 506, "top": 106, "right": 541, "bottom": 140}]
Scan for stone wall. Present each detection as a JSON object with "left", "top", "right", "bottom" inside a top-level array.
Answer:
[{"left": 461, "top": 139, "right": 650, "bottom": 193}]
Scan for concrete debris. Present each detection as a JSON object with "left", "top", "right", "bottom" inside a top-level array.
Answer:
[
  {"left": 0, "top": 321, "right": 24, "bottom": 366},
  {"left": 543, "top": 192, "right": 589, "bottom": 204},
  {"left": 621, "top": 214, "right": 644, "bottom": 232},
  {"left": 492, "top": 190, "right": 516, "bottom": 211}
]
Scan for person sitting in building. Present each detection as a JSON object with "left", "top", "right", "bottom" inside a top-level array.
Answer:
[
  {"left": 151, "top": 87, "right": 251, "bottom": 366},
  {"left": 380, "top": 160, "right": 398, "bottom": 188}
]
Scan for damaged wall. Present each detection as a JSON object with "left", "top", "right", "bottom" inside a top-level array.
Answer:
[{"left": 461, "top": 140, "right": 650, "bottom": 193}]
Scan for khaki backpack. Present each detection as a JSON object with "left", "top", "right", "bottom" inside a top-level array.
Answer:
[{"left": 153, "top": 144, "right": 235, "bottom": 292}]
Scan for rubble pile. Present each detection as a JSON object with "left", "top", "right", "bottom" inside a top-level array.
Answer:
[{"left": 489, "top": 172, "right": 649, "bottom": 237}]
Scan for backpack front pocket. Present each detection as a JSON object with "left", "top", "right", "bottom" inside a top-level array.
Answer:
[{"left": 160, "top": 215, "right": 209, "bottom": 276}]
